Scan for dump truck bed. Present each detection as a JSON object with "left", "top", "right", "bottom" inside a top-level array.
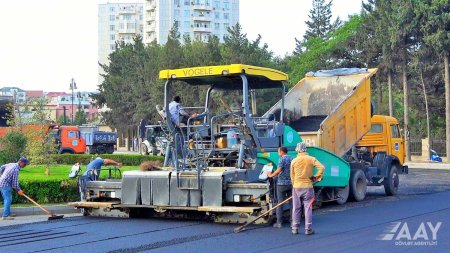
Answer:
[{"left": 267, "top": 68, "right": 377, "bottom": 156}]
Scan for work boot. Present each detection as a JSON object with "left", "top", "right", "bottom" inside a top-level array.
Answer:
[
  {"left": 305, "top": 228, "right": 315, "bottom": 235},
  {"left": 291, "top": 228, "right": 298, "bottom": 234},
  {"left": 2, "top": 216, "right": 14, "bottom": 220},
  {"left": 273, "top": 222, "right": 282, "bottom": 228}
]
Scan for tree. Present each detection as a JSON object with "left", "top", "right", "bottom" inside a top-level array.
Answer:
[
  {"left": 416, "top": 0, "right": 450, "bottom": 162},
  {"left": 24, "top": 99, "right": 57, "bottom": 175},
  {"left": 294, "top": 0, "right": 341, "bottom": 54},
  {"left": 0, "top": 131, "right": 27, "bottom": 165},
  {"left": 74, "top": 109, "right": 87, "bottom": 125}
]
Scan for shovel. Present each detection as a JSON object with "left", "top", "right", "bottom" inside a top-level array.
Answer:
[
  {"left": 234, "top": 196, "right": 293, "bottom": 233},
  {"left": 22, "top": 193, "right": 64, "bottom": 220}
]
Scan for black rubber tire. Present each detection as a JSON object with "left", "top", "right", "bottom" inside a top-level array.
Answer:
[
  {"left": 349, "top": 169, "right": 367, "bottom": 202},
  {"left": 107, "top": 146, "right": 114, "bottom": 154},
  {"left": 96, "top": 146, "right": 106, "bottom": 154},
  {"left": 140, "top": 144, "right": 149, "bottom": 155},
  {"left": 384, "top": 165, "right": 399, "bottom": 196},
  {"left": 151, "top": 146, "right": 158, "bottom": 156},
  {"left": 336, "top": 185, "right": 350, "bottom": 205}
]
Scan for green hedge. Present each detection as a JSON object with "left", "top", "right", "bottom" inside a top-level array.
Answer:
[
  {"left": 3, "top": 179, "right": 80, "bottom": 204},
  {"left": 50, "top": 154, "right": 164, "bottom": 166}
]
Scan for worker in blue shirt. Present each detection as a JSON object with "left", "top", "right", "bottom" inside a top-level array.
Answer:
[
  {"left": 83, "top": 157, "right": 122, "bottom": 181},
  {"left": 0, "top": 157, "right": 30, "bottom": 220}
]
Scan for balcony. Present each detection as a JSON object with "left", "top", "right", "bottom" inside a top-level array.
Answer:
[
  {"left": 192, "top": 4, "right": 212, "bottom": 11},
  {"left": 192, "top": 16, "right": 211, "bottom": 22},
  {"left": 118, "top": 28, "right": 137, "bottom": 34},
  {"left": 118, "top": 6, "right": 137, "bottom": 14},
  {"left": 146, "top": 13, "right": 156, "bottom": 22},
  {"left": 193, "top": 26, "right": 211, "bottom": 33},
  {"left": 145, "top": 2, "right": 156, "bottom": 10},
  {"left": 146, "top": 23, "right": 156, "bottom": 31}
]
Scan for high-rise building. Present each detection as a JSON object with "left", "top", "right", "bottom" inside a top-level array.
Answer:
[
  {"left": 98, "top": 3, "right": 144, "bottom": 84},
  {"left": 143, "top": 0, "right": 239, "bottom": 45}
]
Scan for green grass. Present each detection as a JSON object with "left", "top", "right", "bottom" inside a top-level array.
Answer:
[{"left": 19, "top": 165, "right": 138, "bottom": 181}]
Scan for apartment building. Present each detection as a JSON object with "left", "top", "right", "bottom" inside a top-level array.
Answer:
[
  {"left": 98, "top": 3, "right": 144, "bottom": 84},
  {"left": 143, "top": 0, "right": 239, "bottom": 44}
]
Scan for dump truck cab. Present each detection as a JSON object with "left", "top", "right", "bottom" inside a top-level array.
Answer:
[
  {"left": 357, "top": 115, "right": 406, "bottom": 165},
  {"left": 51, "top": 125, "right": 87, "bottom": 154}
]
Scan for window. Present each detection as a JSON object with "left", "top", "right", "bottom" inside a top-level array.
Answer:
[
  {"left": 110, "top": 34, "right": 115, "bottom": 40},
  {"left": 223, "top": 1, "right": 229, "bottom": 10},
  {"left": 214, "top": 1, "right": 220, "bottom": 8},
  {"left": 110, "top": 25, "right": 115, "bottom": 31},
  {"left": 214, "top": 12, "right": 220, "bottom": 19},
  {"left": 127, "top": 23, "right": 135, "bottom": 29},
  {"left": 119, "top": 23, "right": 124, "bottom": 29},
  {"left": 184, "top": 10, "right": 190, "bottom": 17},
  {"left": 68, "top": 131, "right": 79, "bottom": 139},
  {"left": 223, "top": 23, "right": 229, "bottom": 29},
  {"left": 174, "top": 0, "right": 180, "bottom": 5},
  {"left": 184, "top": 0, "right": 189, "bottom": 5},
  {"left": 139, "top": 15, "right": 143, "bottom": 20},
  {"left": 110, "top": 7, "right": 115, "bottom": 12},
  {"left": 370, "top": 124, "right": 383, "bottom": 133},
  {"left": 174, "top": 10, "right": 180, "bottom": 16},
  {"left": 391, "top": 125, "right": 401, "bottom": 138},
  {"left": 110, "top": 44, "right": 115, "bottom": 50},
  {"left": 223, "top": 13, "right": 229, "bottom": 19},
  {"left": 184, "top": 21, "right": 190, "bottom": 28},
  {"left": 214, "top": 22, "right": 219, "bottom": 30},
  {"left": 110, "top": 15, "right": 115, "bottom": 21}
]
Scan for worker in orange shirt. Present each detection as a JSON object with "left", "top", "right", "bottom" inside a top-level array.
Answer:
[{"left": 290, "top": 142, "right": 324, "bottom": 235}]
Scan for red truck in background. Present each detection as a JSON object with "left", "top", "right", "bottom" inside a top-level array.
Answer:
[
  {"left": 50, "top": 124, "right": 87, "bottom": 154},
  {"left": 0, "top": 124, "right": 116, "bottom": 154}
]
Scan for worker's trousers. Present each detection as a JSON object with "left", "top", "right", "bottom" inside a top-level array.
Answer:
[
  {"left": 1, "top": 187, "right": 12, "bottom": 217},
  {"left": 275, "top": 184, "right": 292, "bottom": 224},
  {"left": 291, "top": 187, "right": 315, "bottom": 230}
]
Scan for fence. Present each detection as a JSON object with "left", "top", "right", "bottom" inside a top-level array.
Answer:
[
  {"left": 431, "top": 140, "right": 447, "bottom": 157},
  {"left": 409, "top": 139, "right": 422, "bottom": 156}
]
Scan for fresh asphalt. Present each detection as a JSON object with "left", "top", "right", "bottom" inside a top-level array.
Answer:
[{"left": 0, "top": 168, "right": 449, "bottom": 253}]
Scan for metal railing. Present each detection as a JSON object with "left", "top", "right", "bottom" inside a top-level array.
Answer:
[
  {"left": 409, "top": 139, "right": 422, "bottom": 156},
  {"left": 431, "top": 140, "right": 447, "bottom": 157}
]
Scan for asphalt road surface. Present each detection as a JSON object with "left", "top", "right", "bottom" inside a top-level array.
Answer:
[{"left": 1, "top": 168, "right": 449, "bottom": 253}]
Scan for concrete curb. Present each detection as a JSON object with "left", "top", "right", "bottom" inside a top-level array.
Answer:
[
  {"left": 406, "top": 162, "right": 450, "bottom": 170},
  {"left": 1, "top": 205, "right": 79, "bottom": 217}
]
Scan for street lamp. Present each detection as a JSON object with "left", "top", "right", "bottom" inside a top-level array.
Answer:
[{"left": 70, "top": 78, "right": 77, "bottom": 124}]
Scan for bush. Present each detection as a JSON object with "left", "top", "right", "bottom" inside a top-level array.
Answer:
[
  {"left": 51, "top": 154, "right": 164, "bottom": 166},
  {"left": 0, "top": 131, "right": 27, "bottom": 164},
  {"left": 2, "top": 179, "right": 80, "bottom": 204}
]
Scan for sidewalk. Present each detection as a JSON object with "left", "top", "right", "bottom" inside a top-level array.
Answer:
[
  {"left": 0, "top": 204, "right": 79, "bottom": 217},
  {"left": 406, "top": 161, "right": 450, "bottom": 170}
]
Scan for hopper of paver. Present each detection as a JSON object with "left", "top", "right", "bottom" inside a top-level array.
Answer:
[{"left": 267, "top": 68, "right": 377, "bottom": 157}]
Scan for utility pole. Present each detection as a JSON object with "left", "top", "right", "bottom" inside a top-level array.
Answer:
[
  {"left": 63, "top": 106, "right": 67, "bottom": 125},
  {"left": 70, "top": 78, "right": 77, "bottom": 124}
]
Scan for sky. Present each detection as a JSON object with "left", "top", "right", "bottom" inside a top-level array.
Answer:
[{"left": 0, "top": 0, "right": 362, "bottom": 92}]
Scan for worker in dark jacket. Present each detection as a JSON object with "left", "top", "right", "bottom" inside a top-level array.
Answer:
[
  {"left": 83, "top": 157, "right": 122, "bottom": 181},
  {"left": 267, "top": 147, "right": 293, "bottom": 228},
  {"left": 0, "top": 157, "right": 29, "bottom": 220}
]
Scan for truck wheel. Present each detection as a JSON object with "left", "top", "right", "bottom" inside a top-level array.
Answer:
[
  {"left": 107, "top": 146, "right": 114, "bottom": 154},
  {"left": 349, "top": 169, "right": 367, "bottom": 202},
  {"left": 151, "top": 147, "right": 158, "bottom": 156},
  {"left": 336, "top": 185, "right": 349, "bottom": 205},
  {"left": 97, "top": 146, "right": 106, "bottom": 154},
  {"left": 140, "top": 144, "right": 149, "bottom": 155},
  {"left": 384, "top": 165, "right": 399, "bottom": 196}
]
